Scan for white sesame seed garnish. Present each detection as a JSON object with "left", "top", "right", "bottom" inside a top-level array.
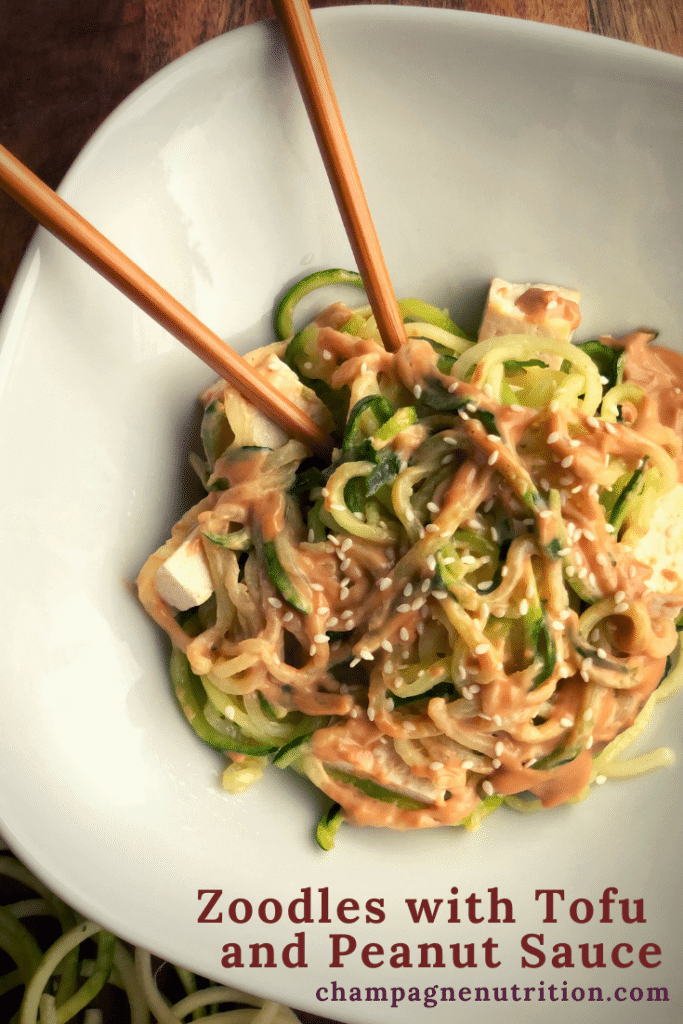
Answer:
[
  {"left": 547, "top": 431, "right": 561, "bottom": 444},
  {"left": 482, "top": 780, "right": 495, "bottom": 796},
  {"left": 309, "top": 645, "right": 317, "bottom": 656},
  {"left": 322, "top": 350, "right": 332, "bottom": 360},
  {"left": 487, "top": 450, "right": 499, "bottom": 465},
  {"left": 560, "top": 717, "right": 573, "bottom": 728},
  {"left": 367, "top": 706, "right": 375, "bottom": 721},
  {"left": 359, "top": 648, "right": 374, "bottom": 661},
  {"left": 413, "top": 384, "right": 423, "bottom": 399},
  {"left": 494, "top": 741, "right": 504, "bottom": 757},
  {"left": 560, "top": 455, "right": 574, "bottom": 468},
  {"left": 379, "top": 577, "right": 392, "bottom": 591},
  {"left": 397, "top": 603, "right": 411, "bottom": 613},
  {"left": 462, "top": 760, "right": 474, "bottom": 770},
  {"left": 283, "top": 611, "right": 294, "bottom": 623},
  {"left": 433, "top": 590, "right": 448, "bottom": 600},
  {"left": 425, "top": 523, "right": 440, "bottom": 533},
  {"left": 430, "top": 761, "right": 444, "bottom": 771},
  {"left": 268, "top": 597, "right": 282, "bottom": 608},
  {"left": 381, "top": 639, "right": 393, "bottom": 652},
  {"left": 519, "top": 598, "right": 529, "bottom": 615},
  {"left": 584, "top": 708, "right": 593, "bottom": 722},
  {"left": 314, "top": 634, "right": 329, "bottom": 644},
  {"left": 614, "top": 601, "right": 629, "bottom": 614},
  {"left": 492, "top": 758, "right": 501, "bottom": 768},
  {"left": 427, "top": 501, "right": 440, "bottom": 513},
  {"left": 400, "top": 627, "right": 410, "bottom": 642},
  {"left": 475, "top": 642, "right": 489, "bottom": 656},
  {"left": 595, "top": 774, "right": 606, "bottom": 785}
]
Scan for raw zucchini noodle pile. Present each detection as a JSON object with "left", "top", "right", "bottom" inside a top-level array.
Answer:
[
  {"left": 138, "top": 270, "right": 683, "bottom": 845},
  {"left": 0, "top": 837, "right": 297, "bottom": 1024}
]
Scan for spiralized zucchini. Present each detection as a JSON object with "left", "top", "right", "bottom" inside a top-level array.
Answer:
[
  {"left": 0, "top": 837, "right": 297, "bottom": 1024},
  {"left": 138, "top": 271, "right": 683, "bottom": 845}
]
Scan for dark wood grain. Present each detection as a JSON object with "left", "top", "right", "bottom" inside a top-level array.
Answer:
[
  {"left": 0, "top": 2, "right": 681, "bottom": 1021},
  {"left": 1, "top": 0, "right": 681, "bottom": 302}
]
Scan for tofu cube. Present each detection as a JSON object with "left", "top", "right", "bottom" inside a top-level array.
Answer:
[
  {"left": 155, "top": 528, "right": 213, "bottom": 611},
  {"left": 479, "top": 278, "right": 581, "bottom": 343}
]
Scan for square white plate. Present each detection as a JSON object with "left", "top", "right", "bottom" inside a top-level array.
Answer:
[{"left": 1, "top": 7, "right": 682, "bottom": 1022}]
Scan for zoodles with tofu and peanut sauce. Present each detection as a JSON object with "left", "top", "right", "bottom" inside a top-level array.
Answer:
[{"left": 137, "top": 271, "right": 683, "bottom": 847}]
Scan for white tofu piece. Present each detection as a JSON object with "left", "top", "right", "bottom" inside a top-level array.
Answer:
[
  {"left": 155, "top": 528, "right": 214, "bottom": 611},
  {"left": 479, "top": 277, "right": 581, "bottom": 343},
  {"left": 224, "top": 348, "right": 330, "bottom": 449},
  {"left": 631, "top": 483, "right": 683, "bottom": 593}
]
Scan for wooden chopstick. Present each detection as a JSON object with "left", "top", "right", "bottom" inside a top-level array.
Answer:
[
  {"left": 273, "top": 0, "right": 406, "bottom": 353},
  {"left": 0, "top": 143, "right": 330, "bottom": 455}
]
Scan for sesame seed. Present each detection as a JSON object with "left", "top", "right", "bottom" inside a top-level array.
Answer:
[
  {"left": 447, "top": 382, "right": 459, "bottom": 393},
  {"left": 475, "top": 642, "right": 490, "bottom": 655},
  {"left": 462, "top": 760, "right": 474, "bottom": 770},
  {"left": 309, "top": 645, "right": 317, "bottom": 656},
  {"left": 413, "top": 384, "right": 423, "bottom": 399},
  {"left": 519, "top": 599, "right": 529, "bottom": 615},
  {"left": 482, "top": 781, "right": 495, "bottom": 796},
  {"left": 341, "top": 609, "right": 354, "bottom": 619},
  {"left": 322, "top": 350, "right": 332, "bottom": 360},
  {"left": 367, "top": 707, "right": 375, "bottom": 721},
  {"left": 397, "top": 603, "right": 411, "bottom": 613},
  {"left": 442, "top": 454, "right": 454, "bottom": 465},
  {"left": 561, "top": 455, "right": 574, "bottom": 468},
  {"left": 381, "top": 639, "right": 393, "bottom": 652},
  {"left": 584, "top": 708, "right": 593, "bottom": 722},
  {"left": 494, "top": 741, "right": 504, "bottom": 756},
  {"left": 605, "top": 523, "right": 615, "bottom": 533},
  {"left": 349, "top": 656, "right": 360, "bottom": 667},
  {"left": 359, "top": 648, "right": 374, "bottom": 661},
  {"left": 268, "top": 597, "right": 282, "bottom": 608},
  {"left": 614, "top": 590, "right": 625, "bottom": 603},
  {"left": 314, "top": 634, "right": 329, "bottom": 644},
  {"left": 426, "top": 555, "right": 437, "bottom": 572},
  {"left": 444, "top": 435, "right": 458, "bottom": 444},
  {"left": 492, "top": 758, "right": 501, "bottom": 768},
  {"left": 328, "top": 616, "right": 338, "bottom": 627},
  {"left": 604, "top": 422, "right": 617, "bottom": 434},
  {"left": 595, "top": 774, "right": 606, "bottom": 785},
  {"left": 547, "top": 431, "right": 561, "bottom": 444},
  {"left": 427, "top": 501, "right": 440, "bottom": 513},
  {"left": 430, "top": 761, "right": 444, "bottom": 771},
  {"left": 433, "top": 590, "right": 448, "bottom": 600},
  {"left": 614, "top": 601, "right": 629, "bottom": 614},
  {"left": 379, "top": 577, "right": 392, "bottom": 590},
  {"left": 319, "top": 606, "right": 330, "bottom": 615},
  {"left": 587, "top": 417, "right": 598, "bottom": 429},
  {"left": 487, "top": 451, "right": 499, "bottom": 465},
  {"left": 283, "top": 611, "right": 294, "bottom": 623},
  {"left": 560, "top": 717, "right": 573, "bottom": 728},
  {"left": 425, "top": 523, "right": 440, "bottom": 533},
  {"left": 421, "top": 579, "right": 430, "bottom": 593},
  {"left": 586, "top": 735, "right": 594, "bottom": 749},
  {"left": 400, "top": 627, "right": 410, "bottom": 642}
]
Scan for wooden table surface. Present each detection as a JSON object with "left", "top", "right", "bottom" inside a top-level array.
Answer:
[
  {"left": 0, "top": 0, "right": 681, "bottom": 307},
  {"left": 0, "top": 1, "right": 681, "bottom": 1020}
]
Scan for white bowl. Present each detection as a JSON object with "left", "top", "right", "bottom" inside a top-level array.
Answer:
[{"left": 1, "top": 7, "right": 682, "bottom": 1022}]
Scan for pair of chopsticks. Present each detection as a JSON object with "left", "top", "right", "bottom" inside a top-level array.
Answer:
[{"left": 0, "top": 0, "right": 404, "bottom": 455}]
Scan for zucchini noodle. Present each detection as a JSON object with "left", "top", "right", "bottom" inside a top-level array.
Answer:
[
  {"left": 138, "top": 271, "right": 683, "bottom": 844},
  {"left": 0, "top": 840, "right": 295, "bottom": 1024}
]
